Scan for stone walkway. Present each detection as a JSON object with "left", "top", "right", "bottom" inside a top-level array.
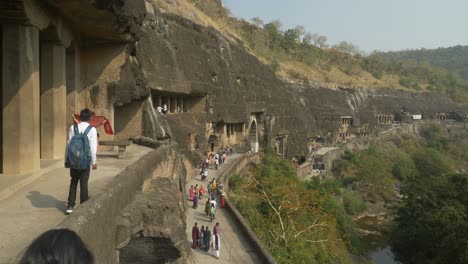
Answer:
[
  {"left": 0, "top": 145, "right": 153, "bottom": 263},
  {"left": 185, "top": 154, "right": 261, "bottom": 264}
]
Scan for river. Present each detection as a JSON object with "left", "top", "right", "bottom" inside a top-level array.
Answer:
[{"left": 355, "top": 215, "right": 400, "bottom": 264}]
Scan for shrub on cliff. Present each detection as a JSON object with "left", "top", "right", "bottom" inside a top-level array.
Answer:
[{"left": 342, "top": 190, "right": 367, "bottom": 216}]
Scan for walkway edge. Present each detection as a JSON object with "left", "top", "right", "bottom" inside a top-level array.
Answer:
[{"left": 217, "top": 153, "right": 278, "bottom": 264}]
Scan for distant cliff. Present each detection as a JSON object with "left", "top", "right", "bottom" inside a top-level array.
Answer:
[{"left": 106, "top": 0, "right": 468, "bottom": 159}]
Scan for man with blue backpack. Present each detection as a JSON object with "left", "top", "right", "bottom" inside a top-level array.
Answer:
[{"left": 65, "top": 109, "right": 98, "bottom": 214}]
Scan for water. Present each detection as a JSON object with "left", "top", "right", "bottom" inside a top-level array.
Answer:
[
  {"left": 370, "top": 246, "right": 399, "bottom": 264},
  {"left": 355, "top": 215, "right": 399, "bottom": 264}
]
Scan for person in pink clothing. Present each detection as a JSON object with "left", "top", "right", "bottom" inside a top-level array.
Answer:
[{"left": 189, "top": 185, "right": 195, "bottom": 201}]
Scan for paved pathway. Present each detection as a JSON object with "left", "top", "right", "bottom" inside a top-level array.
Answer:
[
  {"left": 0, "top": 145, "right": 153, "bottom": 263},
  {"left": 185, "top": 154, "right": 261, "bottom": 264}
]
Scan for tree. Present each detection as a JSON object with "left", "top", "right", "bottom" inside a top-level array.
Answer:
[
  {"left": 294, "top": 25, "right": 306, "bottom": 38},
  {"left": 251, "top": 17, "right": 264, "bottom": 27},
  {"left": 303, "top": 32, "right": 313, "bottom": 45},
  {"left": 303, "top": 33, "right": 328, "bottom": 48},
  {"left": 315, "top": 35, "right": 328, "bottom": 48},
  {"left": 411, "top": 148, "right": 452, "bottom": 178},
  {"left": 230, "top": 150, "right": 351, "bottom": 263},
  {"left": 390, "top": 174, "right": 468, "bottom": 264},
  {"left": 333, "top": 41, "right": 362, "bottom": 55},
  {"left": 281, "top": 28, "right": 300, "bottom": 54},
  {"left": 263, "top": 20, "right": 283, "bottom": 49}
]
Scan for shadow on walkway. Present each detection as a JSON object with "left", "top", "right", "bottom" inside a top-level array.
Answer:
[{"left": 26, "top": 191, "right": 66, "bottom": 211}]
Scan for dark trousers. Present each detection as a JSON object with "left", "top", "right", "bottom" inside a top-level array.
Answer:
[{"left": 67, "top": 167, "right": 90, "bottom": 207}]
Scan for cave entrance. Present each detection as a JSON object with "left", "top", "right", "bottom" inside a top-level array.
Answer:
[
  {"left": 119, "top": 236, "right": 181, "bottom": 264},
  {"left": 208, "top": 135, "right": 220, "bottom": 153},
  {"left": 248, "top": 120, "right": 258, "bottom": 153}
]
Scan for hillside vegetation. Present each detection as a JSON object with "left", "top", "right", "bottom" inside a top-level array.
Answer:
[
  {"left": 229, "top": 150, "right": 355, "bottom": 263},
  {"left": 152, "top": 0, "right": 468, "bottom": 105},
  {"left": 380, "top": 45, "right": 468, "bottom": 80},
  {"left": 331, "top": 124, "right": 468, "bottom": 264}
]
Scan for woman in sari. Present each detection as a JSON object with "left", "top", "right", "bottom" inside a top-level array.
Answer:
[
  {"left": 205, "top": 199, "right": 210, "bottom": 216},
  {"left": 211, "top": 179, "right": 217, "bottom": 192},
  {"left": 199, "top": 186, "right": 205, "bottom": 199},
  {"left": 204, "top": 227, "right": 211, "bottom": 252},
  {"left": 193, "top": 195, "right": 198, "bottom": 209},
  {"left": 189, "top": 185, "right": 194, "bottom": 201},
  {"left": 199, "top": 226, "right": 205, "bottom": 250},
  {"left": 191, "top": 223, "right": 199, "bottom": 249}
]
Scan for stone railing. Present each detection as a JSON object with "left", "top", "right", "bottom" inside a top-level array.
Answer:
[
  {"left": 216, "top": 153, "right": 278, "bottom": 264},
  {"left": 14, "top": 144, "right": 187, "bottom": 264}
]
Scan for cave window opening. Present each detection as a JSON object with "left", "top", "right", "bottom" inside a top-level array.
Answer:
[{"left": 340, "top": 116, "right": 353, "bottom": 126}]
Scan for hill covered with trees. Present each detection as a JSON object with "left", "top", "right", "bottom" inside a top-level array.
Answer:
[{"left": 379, "top": 45, "right": 468, "bottom": 80}]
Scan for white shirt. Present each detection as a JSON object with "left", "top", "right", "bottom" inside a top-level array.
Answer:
[
  {"left": 68, "top": 122, "right": 98, "bottom": 165},
  {"left": 156, "top": 106, "right": 163, "bottom": 113},
  {"left": 210, "top": 199, "right": 217, "bottom": 209}
]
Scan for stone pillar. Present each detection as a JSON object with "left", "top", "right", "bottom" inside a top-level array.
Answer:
[
  {"left": 66, "top": 48, "right": 78, "bottom": 128},
  {"left": 168, "top": 97, "right": 173, "bottom": 113},
  {"left": 180, "top": 97, "right": 184, "bottom": 112},
  {"left": 2, "top": 25, "right": 40, "bottom": 174},
  {"left": 40, "top": 42, "right": 67, "bottom": 159}
]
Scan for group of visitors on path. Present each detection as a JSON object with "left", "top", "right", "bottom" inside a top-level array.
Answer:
[
  {"left": 191, "top": 222, "right": 222, "bottom": 259},
  {"left": 189, "top": 178, "right": 223, "bottom": 218},
  {"left": 199, "top": 147, "right": 233, "bottom": 182},
  {"left": 189, "top": 149, "right": 232, "bottom": 259}
]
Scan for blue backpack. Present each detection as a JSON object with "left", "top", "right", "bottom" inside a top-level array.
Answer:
[{"left": 66, "top": 125, "right": 93, "bottom": 170}]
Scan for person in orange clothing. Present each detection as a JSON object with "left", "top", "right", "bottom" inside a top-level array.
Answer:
[{"left": 199, "top": 185, "right": 205, "bottom": 199}]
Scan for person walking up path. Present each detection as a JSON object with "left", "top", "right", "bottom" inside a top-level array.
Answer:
[
  {"left": 65, "top": 108, "right": 98, "bottom": 214},
  {"left": 185, "top": 154, "right": 261, "bottom": 264}
]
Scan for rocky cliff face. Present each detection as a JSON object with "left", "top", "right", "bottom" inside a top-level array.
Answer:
[{"left": 101, "top": 0, "right": 467, "bottom": 159}]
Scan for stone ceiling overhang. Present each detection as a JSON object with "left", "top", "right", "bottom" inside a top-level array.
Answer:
[{"left": 0, "top": 0, "right": 129, "bottom": 46}]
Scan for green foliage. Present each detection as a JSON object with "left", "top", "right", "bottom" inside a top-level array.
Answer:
[
  {"left": 342, "top": 190, "right": 367, "bottom": 215},
  {"left": 229, "top": 174, "right": 246, "bottom": 195},
  {"left": 391, "top": 152, "right": 418, "bottom": 181},
  {"left": 421, "top": 125, "right": 449, "bottom": 151},
  {"left": 306, "top": 177, "right": 342, "bottom": 195},
  {"left": 322, "top": 196, "right": 363, "bottom": 253},
  {"left": 390, "top": 173, "right": 468, "bottom": 264},
  {"left": 412, "top": 148, "right": 453, "bottom": 178},
  {"left": 230, "top": 153, "right": 353, "bottom": 263},
  {"left": 380, "top": 45, "right": 468, "bottom": 81}
]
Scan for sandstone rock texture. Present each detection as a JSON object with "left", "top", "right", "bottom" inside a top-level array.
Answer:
[
  {"left": 99, "top": 0, "right": 467, "bottom": 159},
  {"left": 116, "top": 177, "right": 190, "bottom": 264}
]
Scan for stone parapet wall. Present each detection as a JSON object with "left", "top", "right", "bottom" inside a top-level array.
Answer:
[
  {"left": 48, "top": 144, "right": 184, "bottom": 264},
  {"left": 216, "top": 153, "right": 260, "bottom": 194},
  {"left": 216, "top": 153, "right": 278, "bottom": 264}
]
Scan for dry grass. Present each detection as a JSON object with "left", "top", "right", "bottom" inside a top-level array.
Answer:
[
  {"left": 151, "top": 0, "right": 445, "bottom": 92},
  {"left": 152, "top": 0, "right": 243, "bottom": 43}
]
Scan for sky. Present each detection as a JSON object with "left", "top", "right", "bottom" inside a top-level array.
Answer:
[{"left": 222, "top": 0, "right": 468, "bottom": 52}]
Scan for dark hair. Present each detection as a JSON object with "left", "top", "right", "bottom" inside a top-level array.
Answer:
[
  {"left": 80, "top": 108, "right": 93, "bottom": 122},
  {"left": 20, "top": 229, "right": 94, "bottom": 264}
]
